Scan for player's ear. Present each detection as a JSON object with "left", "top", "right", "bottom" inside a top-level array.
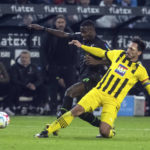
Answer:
[{"left": 138, "top": 51, "right": 142, "bottom": 56}]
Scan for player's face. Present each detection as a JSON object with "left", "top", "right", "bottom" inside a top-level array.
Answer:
[
  {"left": 55, "top": 18, "right": 66, "bottom": 31},
  {"left": 80, "top": 26, "right": 95, "bottom": 41},
  {"left": 20, "top": 53, "right": 31, "bottom": 67},
  {"left": 126, "top": 42, "right": 142, "bottom": 61}
]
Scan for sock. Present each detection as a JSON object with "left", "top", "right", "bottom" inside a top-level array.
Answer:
[
  {"left": 47, "top": 111, "right": 74, "bottom": 134},
  {"left": 79, "top": 112, "right": 100, "bottom": 127},
  {"left": 108, "top": 129, "right": 116, "bottom": 138},
  {"left": 60, "top": 96, "right": 73, "bottom": 115}
]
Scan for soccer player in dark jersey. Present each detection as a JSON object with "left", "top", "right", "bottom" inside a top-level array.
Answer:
[
  {"left": 29, "top": 20, "right": 109, "bottom": 133},
  {"left": 35, "top": 37, "right": 150, "bottom": 139}
]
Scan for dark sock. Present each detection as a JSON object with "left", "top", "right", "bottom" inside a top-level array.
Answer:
[
  {"left": 79, "top": 112, "right": 100, "bottom": 127},
  {"left": 57, "top": 96, "right": 73, "bottom": 118}
]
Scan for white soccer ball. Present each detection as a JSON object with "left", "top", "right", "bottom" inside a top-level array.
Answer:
[{"left": 0, "top": 112, "right": 10, "bottom": 129}]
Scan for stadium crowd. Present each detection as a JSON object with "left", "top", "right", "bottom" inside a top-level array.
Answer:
[
  {"left": 0, "top": 0, "right": 150, "bottom": 116},
  {"left": 0, "top": 0, "right": 148, "bottom": 6}
]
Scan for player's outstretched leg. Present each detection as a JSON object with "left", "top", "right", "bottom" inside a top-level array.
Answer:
[
  {"left": 35, "top": 105, "right": 84, "bottom": 138},
  {"left": 35, "top": 111, "right": 74, "bottom": 138},
  {"left": 79, "top": 112, "right": 100, "bottom": 127}
]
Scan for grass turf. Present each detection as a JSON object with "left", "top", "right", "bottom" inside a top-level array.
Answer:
[{"left": 0, "top": 116, "right": 150, "bottom": 150}]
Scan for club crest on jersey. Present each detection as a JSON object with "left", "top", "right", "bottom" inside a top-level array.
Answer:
[{"left": 115, "top": 64, "right": 128, "bottom": 76}]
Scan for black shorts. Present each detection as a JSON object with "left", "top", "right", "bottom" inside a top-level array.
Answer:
[
  {"left": 81, "top": 77, "right": 100, "bottom": 93},
  {"left": 75, "top": 77, "right": 100, "bottom": 103}
]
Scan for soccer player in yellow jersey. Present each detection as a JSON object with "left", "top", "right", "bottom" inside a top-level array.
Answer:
[{"left": 36, "top": 38, "right": 150, "bottom": 138}]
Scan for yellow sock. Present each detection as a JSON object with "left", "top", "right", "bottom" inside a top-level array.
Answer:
[
  {"left": 47, "top": 111, "right": 74, "bottom": 134},
  {"left": 108, "top": 129, "right": 116, "bottom": 138}
]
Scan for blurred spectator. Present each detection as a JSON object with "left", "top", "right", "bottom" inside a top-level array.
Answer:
[
  {"left": 16, "top": 0, "right": 32, "bottom": 4},
  {"left": 99, "top": 0, "right": 114, "bottom": 6},
  {"left": 77, "top": 0, "right": 91, "bottom": 22},
  {"left": 78, "top": 0, "right": 90, "bottom": 6},
  {"left": 137, "top": 0, "right": 146, "bottom": 6},
  {"left": 53, "top": 0, "right": 64, "bottom": 4},
  {"left": 90, "top": 0, "right": 101, "bottom": 5},
  {"left": 23, "top": 15, "right": 33, "bottom": 26},
  {"left": 3, "top": 50, "right": 48, "bottom": 115},
  {"left": 96, "top": 0, "right": 119, "bottom": 28},
  {"left": 145, "top": 0, "right": 150, "bottom": 6},
  {"left": 41, "top": 15, "right": 77, "bottom": 114},
  {"left": 63, "top": 0, "right": 80, "bottom": 25},
  {"left": 0, "top": 62, "right": 9, "bottom": 84},
  {"left": 20, "top": 15, "right": 34, "bottom": 26},
  {"left": 0, "top": 62, "right": 10, "bottom": 109},
  {"left": 64, "top": 0, "right": 77, "bottom": 4},
  {"left": 0, "top": 0, "right": 16, "bottom": 3},
  {"left": 116, "top": 0, "right": 137, "bottom": 7},
  {"left": 30, "top": 0, "right": 52, "bottom": 4}
]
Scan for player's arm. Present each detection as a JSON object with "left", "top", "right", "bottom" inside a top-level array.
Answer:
[
  {"left": 28, "top": 24, "right": 70, "bottom": 38},
  {"left": 141, "top": 79, "right": 150, "bottom": 95},
  {"left": 69, "top": 40, "right": 106, "bottom": 58},
  {"left": 138, "top": 66, "right": 150, "bottom": 95},
  {"left": 85, "top": 55, "right": 109, "bottom": 65}
]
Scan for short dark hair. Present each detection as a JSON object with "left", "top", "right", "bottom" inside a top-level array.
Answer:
[
  {"left": 80, "top": 20, "right": 95, "bottom": 28},
  {"left": 132, "top": 38, "right": 146, "bottom": 52},
  {"left": 55, "top": 14, "right": 66, "bottom": 22}
]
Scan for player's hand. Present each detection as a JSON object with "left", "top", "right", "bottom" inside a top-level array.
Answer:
[
  {"left": 85, "top": 55, "right": 100, "bottom": 65},
  {"left": 69, "top": 40, "right": 82, "bottom": 48},
  {"left": 26, "top": 83, "right": 36, "bottom": 90},
  {"left": 85, "top": 55, "right": 109, "bottom": 66},
  {"left": 28, "top": 24, "right": 44, "bottom": 30}
]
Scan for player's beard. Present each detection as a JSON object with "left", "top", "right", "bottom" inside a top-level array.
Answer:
[{"left": 126, "top": 53, "right": 132, "bottom": 60}]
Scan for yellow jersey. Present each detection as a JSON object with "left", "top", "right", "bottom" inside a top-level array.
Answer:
[{"left": 81, "top": 45, "right": 150, "bottom": 104}]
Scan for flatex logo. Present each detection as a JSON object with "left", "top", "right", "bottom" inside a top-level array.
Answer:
[
  {"left": 44, "top": 6, "right": 67, "bottom": 13},
  {"left": 11, "top": 5, "right": 34, "bottom": 13},
  {"left": 77, "top": 6, "right": 99, "bottom": 14},
  {"left": 141, "top": 7, "right": 150, "bottom": 15},
  {"left": 31, "top": 36, "right": 41, "bottom": 47},
  {"left": 0, "top": 33, "right": 27, "bottom": 47},
  {"left": 109, "top": 7, "right": 132, "bottom": 15}
]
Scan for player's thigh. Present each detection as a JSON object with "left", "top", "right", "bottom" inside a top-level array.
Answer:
[
  {"left": 82, "top": 78, "right": 97, "bottom": 93},
  {"left": 101, "top": 103, "right": 118, "bottom": 127},
  {"left": 65, "top": 82, "right": 85, "bottom": 98},
  {"left": 78, "top": 88, "right": 101, "bottom": 112}
]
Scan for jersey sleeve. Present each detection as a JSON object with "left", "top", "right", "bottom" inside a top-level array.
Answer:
[
  {"left": 138, "top": 66, "right": 149, "bottom": 82},
  {"left": 105, "top": 50, "right": 125, "bottom": 63},
  {"left": 137, "top": 65, "right": 150, "bottom": 94},
  {"left": 81, "top": 45, "right": 106, "bottom": 58}
]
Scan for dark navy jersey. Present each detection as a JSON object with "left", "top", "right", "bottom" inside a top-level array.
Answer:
[{"left": 68, "top": 33, "right": 110, "bottom": 81}]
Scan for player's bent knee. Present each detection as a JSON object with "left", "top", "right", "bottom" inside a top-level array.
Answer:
[
  {"left": 65, "top": 87, "right": 74, "bottom": 98},
  {"left": 71, "top": 104, "right": 85, "bottom": 117},
  {"left": 100, "top": 122, "right": 111, "bottom": 138}
]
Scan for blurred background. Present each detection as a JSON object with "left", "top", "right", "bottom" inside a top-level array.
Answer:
[{"left": 0, "top": 0, "right": 150, "bottom": 116}]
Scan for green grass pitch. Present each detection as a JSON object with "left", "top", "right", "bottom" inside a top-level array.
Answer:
[{"left": 0, "top": 116, "right": 150, "bottom": 150}]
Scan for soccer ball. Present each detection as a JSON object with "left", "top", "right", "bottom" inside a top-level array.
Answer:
[{"left": 0, "top": 112, "right": 10, "bottom": 129}]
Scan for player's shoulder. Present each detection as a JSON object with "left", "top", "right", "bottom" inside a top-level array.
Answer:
[
  {"left": 94, "top": 36, "right": 110, "bottom": 50},
  {"left": 137, "top": 62, "right": 147, "bottom": 71},
  {"left": 107, "top": 49, "right": 125, "bottom": 55},
  {"left": 94, "top": 36, "right": 106, "bottom": 45}
]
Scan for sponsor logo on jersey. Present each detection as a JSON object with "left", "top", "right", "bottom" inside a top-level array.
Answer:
[{"left": 115, "top": 64, "right": 128, "bottom": 76}]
